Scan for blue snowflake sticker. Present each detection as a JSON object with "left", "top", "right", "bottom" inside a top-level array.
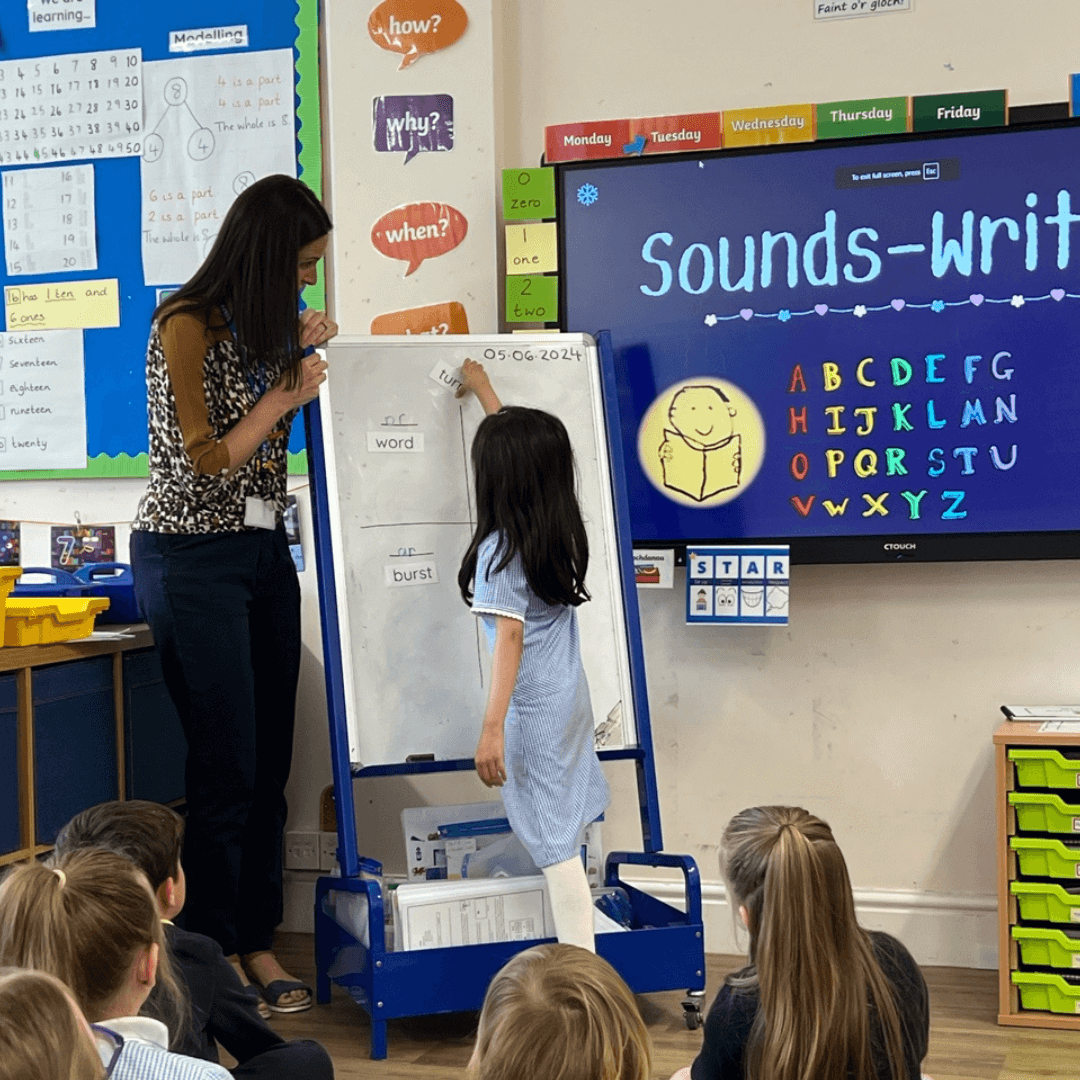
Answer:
[{"left": 576, "top": 183, "right": 599, "bottom": 207}]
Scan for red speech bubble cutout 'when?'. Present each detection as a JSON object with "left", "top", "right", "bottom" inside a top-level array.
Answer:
[
  {"left": 370, "top": 300, "right": 470, "bottom": 335},
  {"left": 371, "top": 202, "right": 468, "bottom": 277},
  {"left": 368, "top": 0, "right": 468, "bottom": 70}
]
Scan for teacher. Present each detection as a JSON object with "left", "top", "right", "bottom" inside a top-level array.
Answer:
[{"left": 130, "top": 174, "right": 337, "bottom": 1014}]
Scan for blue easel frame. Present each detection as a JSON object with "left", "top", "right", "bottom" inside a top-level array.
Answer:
[{"left": 304, "top": 331, "right": 705, "bottom": 1058}]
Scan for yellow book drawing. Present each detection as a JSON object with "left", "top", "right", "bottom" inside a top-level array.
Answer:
[{"left": 659, "top": 431, "right": 742, "bottom": 502}]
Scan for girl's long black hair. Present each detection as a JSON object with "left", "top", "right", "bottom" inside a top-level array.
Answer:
[
  {"left": 153, "top": 174, "right": 331, "bottom": 390},
  {"left": 458, "top": 406, "right": 590, "bottom": 609}
]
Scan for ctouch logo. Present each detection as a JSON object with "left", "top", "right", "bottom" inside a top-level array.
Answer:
[{"left": 883, "top": 542, "right": 917, "bottom": 551}]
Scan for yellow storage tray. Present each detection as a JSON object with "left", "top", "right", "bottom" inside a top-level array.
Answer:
[
  {"left": 1010, "top": 748, "right": 1080, "bottom": 790},
  {"left": 3, "top": 596, "right": 109, "bottom": 646},
  {"left": 1012, "top": 970, "right": 1080, "bottom": 1014},
  {"left": 1012, "top": 925, "right": 1080, "bottom": 969},
  {"left": 0, "top": 567, "right": 22, "bottom": 647}
]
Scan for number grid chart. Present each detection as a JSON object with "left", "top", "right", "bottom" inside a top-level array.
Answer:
[
  {"left": 4, "top": 164, "right": 97, "bottom": 277},
  {"left": 0, "top": 50, "right": 142, "bottom": 164},
  {"left": 686, "top": 545, "right": 790, "bottom": 625}
]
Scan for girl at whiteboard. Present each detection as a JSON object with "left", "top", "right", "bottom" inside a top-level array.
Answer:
[
  {"left": 129, "top": 175, "right": 336, "bottom": 1016},
  {"left": 457, "top": 359, "right": 610, "bottom": 952}
]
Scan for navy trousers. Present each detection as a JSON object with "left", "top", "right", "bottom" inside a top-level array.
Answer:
[{"left": 131, "top": 527, "right": 301, "bottom": 956}]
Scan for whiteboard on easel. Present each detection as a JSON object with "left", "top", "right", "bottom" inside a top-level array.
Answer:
[{"left": 317, "top": 333, "right": 637, "bottom": 767}]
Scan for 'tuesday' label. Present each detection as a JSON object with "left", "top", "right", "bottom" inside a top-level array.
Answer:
[
  {"left": 384, "top": 561, "right": 438, "bottom": 586},
  {"left": 367, "top": 431, "right": 425, "bottom": 452},
  {"left": 631, "top": 113, "right": 722, "bottom": 155}
]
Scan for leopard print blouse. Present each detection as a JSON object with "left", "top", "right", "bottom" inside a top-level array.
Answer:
[{"left": 132, "top": 311, "right": 296, "bottom": 534}]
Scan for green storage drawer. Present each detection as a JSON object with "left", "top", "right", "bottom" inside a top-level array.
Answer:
[
  {"left": 1012, "top": 925, "right": 1080, "bottom": 969},
  {"left": 1010, "top": 836, "right": 1080, "bottom": 879},
  {"left": 1009, "top": 791, "right": 1080, "bottom": 834},
  {"left": 1012, "top": 970, "right": 1080, "bottom": 1013},
  {"left": 1010, "top": 748, "right": 1080, "bottom": 789},
  {"left": 1012, "top": 881, "right": 1080, "bottom": 923}
]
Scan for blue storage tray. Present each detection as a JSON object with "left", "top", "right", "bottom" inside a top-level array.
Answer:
[
  {"left": 12, "top": 567, "right": 90, "bottom": 598},
  {"left": 74, "top": 563, "right": 140, "bottom": 623}
]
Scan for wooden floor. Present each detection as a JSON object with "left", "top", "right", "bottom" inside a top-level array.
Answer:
[{"left": 260, "top": 934, "right": 1080, "bottom": 1080}]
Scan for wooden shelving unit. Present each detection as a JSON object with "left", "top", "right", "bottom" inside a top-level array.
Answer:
[
  {"left": 995, "top": 719, "right": 1080, "bottom": 1029},
  {"left": 0, "top": 626, "right": 185, "bottom": 867}
]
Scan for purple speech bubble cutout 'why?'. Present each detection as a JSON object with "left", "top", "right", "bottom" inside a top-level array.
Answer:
[{"left": 373, "top": 94, "right": 454, "bottom": 164}]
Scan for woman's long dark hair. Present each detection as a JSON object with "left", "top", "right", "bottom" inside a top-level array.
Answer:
[
  {"left": 153, "top": 174, "right": 331, "bottom": 389},
  {"left": 458, "top": 406, "right": 590, "bottom": 608}
]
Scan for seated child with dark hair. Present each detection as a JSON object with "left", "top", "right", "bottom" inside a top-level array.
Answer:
[{"left": 53, "top": 800, "right": 333, "bottom": 1080}]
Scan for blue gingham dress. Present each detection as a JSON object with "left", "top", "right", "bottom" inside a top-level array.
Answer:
[{"left": 472, "top": 532, "right": 610, "bottom": 868}]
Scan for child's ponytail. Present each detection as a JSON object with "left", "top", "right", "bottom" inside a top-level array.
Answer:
[
  {"left": 0, "top": 848, "right": 189, "bottom": 1047},
  {"left": 723, "top": 806, "right": 908, "bottom": 1080}
]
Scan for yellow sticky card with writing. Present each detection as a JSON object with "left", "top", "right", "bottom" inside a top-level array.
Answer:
[
  {"left": 5, "top": 279, "right": 120, "bottom": 331},
  {"left": 505, "top": 222, "right": 558, "bottom": 276}
]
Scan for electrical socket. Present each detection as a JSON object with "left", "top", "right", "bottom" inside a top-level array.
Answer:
[
  {"left": 319, "top": 831, "right": 339, "bottom": 872},
  {"left": 285, "top": 831, "right": 320, "bottom": 871}
]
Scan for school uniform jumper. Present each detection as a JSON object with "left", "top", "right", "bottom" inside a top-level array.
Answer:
[
  {"left": 95, "top": 1016, "right": 233, "bottom": 1080},
  {"left": 471, "top": 532, "right": 610, "bottom": 868},
  {"left": 130, "top": 311, "right": 301, "bottom": 958},
  {"left": 161, "top": 923, "right": 333, "bottom": 1079},
  {"left": 690, "top": 931, "right": 930, "bottom": 1080}
]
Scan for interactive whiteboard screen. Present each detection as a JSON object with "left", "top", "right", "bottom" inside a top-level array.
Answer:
[
  {"left": 317, "top": 335, "right": 636, "bottom": 766},
  {"left": 559, "top": 122, "right": 1080, "bottom": 562}
]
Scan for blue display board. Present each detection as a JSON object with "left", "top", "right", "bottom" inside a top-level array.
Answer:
[
  {"left": 560, "top": 123, "right": 1080, "bottom": 561},
  {"left": 0, "top": 0, "right": 319, "bottom": 479}
]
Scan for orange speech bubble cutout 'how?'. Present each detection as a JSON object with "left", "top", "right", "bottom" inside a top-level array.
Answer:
[
  {"left": 371, "top": 202, "right": 468, "bottom": 277},
  {"left": 368, "top": 0, "right": 468, "bottom": 69},
  {"left": 371, "top": 301, "right": 470, "bottom": 335}
]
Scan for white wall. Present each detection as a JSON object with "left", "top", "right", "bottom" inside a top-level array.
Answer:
[{"left": 11, "top": 0, "right": 1080, "bottom": 968}]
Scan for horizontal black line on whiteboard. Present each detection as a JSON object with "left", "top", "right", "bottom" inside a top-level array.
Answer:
[
  {"left": 359, "top": 521, "right": 473, "bottom": 529},
  {"left": 387, "top": 551, "right": 434, "bottom": 557}
]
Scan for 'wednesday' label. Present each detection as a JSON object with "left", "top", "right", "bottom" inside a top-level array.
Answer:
[{"left": 724, "top": 104, "right": 815, "bottom": 148}]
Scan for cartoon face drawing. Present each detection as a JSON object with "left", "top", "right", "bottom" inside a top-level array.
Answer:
[
  {"left": 667, "top": 385, "right": 737, "bottom": 449},
  {"left": 715, "top": 585, "right": 737, "bottom": 610},
  {"left": 740, "top": 585, "right": 764, "bottom": 610},
  {"left": 659, "top": 384, "right": 743, "bottom": 503}
]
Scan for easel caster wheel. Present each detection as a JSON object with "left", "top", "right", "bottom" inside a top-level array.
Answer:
[{"left": 682, "top": 998, "right": 703, "bottom": 1030}]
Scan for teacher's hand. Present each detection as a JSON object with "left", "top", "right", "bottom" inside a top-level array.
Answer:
[
  {"left": 272, "top": 353, "right": 327, "bottom": 412},
  {"left": 300, "top": 307, "right": 339, "bottom": 350}
]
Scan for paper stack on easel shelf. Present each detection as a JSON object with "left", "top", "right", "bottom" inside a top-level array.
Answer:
[{"left": 394, "top": 875, "right": 556, "bottom": 951}]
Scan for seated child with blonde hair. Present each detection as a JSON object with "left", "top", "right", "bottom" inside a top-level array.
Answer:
[
  {"left": 0, "top": 847, "right": 231, "bottom": 1079},
  {"left": 0, "top": 967, "right": 107, "bottom": 1080},
  {"left": 470, "top": 943, "right": 651, "bottom": 1080},
  {"left": 52, "top": 799, "right": 333, "bottom": 1079},
  {"left": 673, "top": 805, "right": 929, "bottom": 1080}
]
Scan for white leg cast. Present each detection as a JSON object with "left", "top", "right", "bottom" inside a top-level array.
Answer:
[{"left": 542, "top": 855, "right": 595, "bottom": 952}]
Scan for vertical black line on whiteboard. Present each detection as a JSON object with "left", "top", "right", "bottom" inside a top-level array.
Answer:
[{"left": 459, "top": 403, "right": 484, "bottom": 689}]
